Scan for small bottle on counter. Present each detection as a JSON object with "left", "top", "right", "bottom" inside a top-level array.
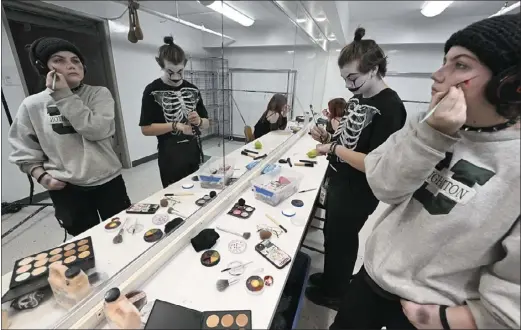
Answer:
[
  {"left": 2, "top": 309, "right": 10, "bottom": 329},
  {"left": 48, "top": 263, "right": 91, "bottom": 309},
  {"left": 104, "top": 287, "right": 141, "bottom": 329}
]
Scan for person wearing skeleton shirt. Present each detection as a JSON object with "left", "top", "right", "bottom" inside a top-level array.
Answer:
[
  {"left": 331, "top": 14, "right": 520, "bottom": 330},
  {"left": 253, "top": 93, "right": 289, "bottom": 139},
  {"left": 140, "top": 37, "right": 209, "bottom": 188},
  {"left": 8, "top": 37, "right": 131, "bottom": 236},
  {"left": 306, "top": 28, "right": 407, "bottom": 309}
]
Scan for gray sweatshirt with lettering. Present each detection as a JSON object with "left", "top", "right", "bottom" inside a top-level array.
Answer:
[
  {"left": 8, "top": 85, "right": 122, "bottom": 186},
  {"left": 364, "top": 114, "right": 520, "bottom": 329}
]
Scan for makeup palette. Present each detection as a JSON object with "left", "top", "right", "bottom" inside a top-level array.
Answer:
[
  {"left": 227, "top": 202, "right": 255, "bottom": 219},
  {"left": 201, "top": 250, "right": 220, "bottom": 267},
  {"left": 144, "top": 300, "right": 252, "bottom": 330},
  {"left": 143, "top": 228, "right": 164, "bottom": 243},
  {"left": 105, "top": 217, "right": 122, "bottom": 232},
  {"left": 126, "top": 203, "right": 160, "bottom": 214},
  {"left": 2, "top": 237, "right": 95, "bottom": 303},
  {"left": 195, "top": 191, "right": 217, "bottom": 207},
  {"left": 246, "top": 275, "right": 264, "bottom": 294},
  {"left": 152, "top": 214, "right": 169, "bottom": 226}
]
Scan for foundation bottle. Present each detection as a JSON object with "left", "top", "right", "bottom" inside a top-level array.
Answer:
[
  {"left": 2, "top": 309, "right": 9, "bottom": 329},
  {"left": 48, "top": 263, "right": 91, "bottom": 309},
  {"left": 104, "top": 287, "right": 141, "bottom": 329}
]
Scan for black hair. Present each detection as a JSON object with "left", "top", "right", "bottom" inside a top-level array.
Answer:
[
  {"left": 337, "top": 27, "right": 387, "bottom": 77},
  {"left": 155, "top": 36, "right": 187, "bottom": 68}
]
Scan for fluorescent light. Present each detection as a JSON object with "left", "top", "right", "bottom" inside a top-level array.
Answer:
[
  {"left": 490, "top": 1, "right": 520, "bottom": 17},
  {"left": 296, "top": 18, "right": 307, "bottom": 23},
  {"left": 315, "top": 15, "right": 327, "bottom": 22},
  {"left": 203, "top": 1, "right": 254, "bottom": 27},
  {"left": 421, "top": 1, "right": 454, "bottom": 17},
  {"left": 287, "top": 50, "right": 295, "bottom": 54},
  {"left": 336, "top": 49, "right": 341, "bottom": 52},
  {"left": 327, "top": 33, "right": 336, "bottom": 41}
]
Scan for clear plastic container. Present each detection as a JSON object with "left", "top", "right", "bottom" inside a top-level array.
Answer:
[
  {"left": 251, "top": 168, "right": 303, "bottom": 206},
  {"left": 198, "top": 157, "right": 235, "bottom": 189}
]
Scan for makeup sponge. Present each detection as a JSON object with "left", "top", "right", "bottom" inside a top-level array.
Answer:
[{"left": 191, "top": 228, "right": 220, "bottom": 252}]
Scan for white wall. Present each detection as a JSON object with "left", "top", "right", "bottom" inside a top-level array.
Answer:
[
  {"left": 321, "top": 44, "right": 445, "bottom": 119},
  {"left": 210, "top": 47, "right": 328, "bottom": 137},
  {"left": 1, "top": 1, "right": 218, "bottom": 202}
]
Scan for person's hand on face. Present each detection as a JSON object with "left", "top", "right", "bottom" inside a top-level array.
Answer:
[
  {"left": 176, "top": 123, "right": 194, "bottom": 135},
  {"left": 46, "top": 70, "right": 69, "bottom": 91},
  {"left": 315, "top": 143, "right": 331, "bottom": 155},
  {"left": 426, "top": 86, "right": 467, "bottom": 135},
  {"left": 266, "top": 111, "right": 280, "bottom": 124},
  {"left": 40, "top": 173, "right": 66, "bottom": 191},
  {"left": 310, "top": 125, "right": 328, "bottom": 143},
  {"left": 281, "top": 105, "right": 289, "bottom": 117},
  {"left": 187, "top": 111, "right": 202, "bottom": 126}
]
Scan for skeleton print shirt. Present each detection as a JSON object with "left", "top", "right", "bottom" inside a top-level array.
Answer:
[
  {"left": 330, "top": 88, "right": 407, "bottom": 177},
  {"left": 139, "top": 79, "right": 208, "bottom": 143}
]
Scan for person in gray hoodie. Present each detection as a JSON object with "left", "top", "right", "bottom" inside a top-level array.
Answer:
[
  {"left": 8, "top": 37, "right": 131, "bottom": 236},
  {"left": 330, "top": 14, "right": 520, "bottom": 330}
]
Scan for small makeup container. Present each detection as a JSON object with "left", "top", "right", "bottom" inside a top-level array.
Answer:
[
  {"left": 104, "top": 287, "right": 142, "bottom": 329},
  {"left": 48, "top": 263, "right": 91, "bottom": 310}
]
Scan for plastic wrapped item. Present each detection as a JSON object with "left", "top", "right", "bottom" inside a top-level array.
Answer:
[
  {"left": 198, "top": 157, "right": 235, "bottom": 189},
  {"left": 251, "top": 168, "right": 303, "bottom": 206}
]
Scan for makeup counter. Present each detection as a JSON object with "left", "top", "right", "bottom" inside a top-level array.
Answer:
[{"left": 1, "top": 121, "right": 330, "bottom": 329}]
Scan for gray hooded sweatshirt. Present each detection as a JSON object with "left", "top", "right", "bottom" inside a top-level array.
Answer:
[
  {"left": 8, "top": 85, "right": 122, "bottom": 186},
  {"left": 364, "top": 114, "right": 520, "bottom": 329}
]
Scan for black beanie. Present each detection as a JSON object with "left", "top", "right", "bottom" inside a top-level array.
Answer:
[
  {"left": 444, "top": 14, "right": 520, "bottom": 76},
  {"left": 29, "top": 37, "right": 86, "bottom": 75}
]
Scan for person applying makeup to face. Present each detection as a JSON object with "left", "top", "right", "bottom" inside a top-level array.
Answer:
[
  {"left": 8, "top": 37, "right": 131, "bottom": 236},
  {"left": 140, "top": 36, "right": 209, "bottom": 188},
  {"left": 331, "top": 14, "right": 520, "bottom": 330},
  {"left": 306, "top": 27, "right": 407, "bottom": 310},
  {"left": 324, "top": 98, "right": 347, "bottom": 134},
  {"left": 253, "top": 93, "right": 289, "bottom": 139}
]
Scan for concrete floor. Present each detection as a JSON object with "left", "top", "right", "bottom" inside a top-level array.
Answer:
[{"left": 1, "top": 136, "right": 386, "bottom": 329}]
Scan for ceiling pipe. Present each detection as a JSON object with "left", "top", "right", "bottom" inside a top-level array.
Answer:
[
  {"left": 111, "top": 0, "right": 235, "bottom": 43},
  {"left": 271, "top": 0, "right": 329, "bottom": 52}
]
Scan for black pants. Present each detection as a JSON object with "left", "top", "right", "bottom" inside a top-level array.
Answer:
[
  {"left": 158, "top": 138, "right": 201, "bottom": 188},
  {"left": 331, "top": 267, "right": 415, "bottom": 329},
  {"left": 48, "top": 175, "right": 131, "bottom": 236},
  {"left": 322, "top": 174, "right": 377, "bottom": 296}
]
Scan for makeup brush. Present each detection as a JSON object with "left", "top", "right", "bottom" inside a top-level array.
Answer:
[
  {"left": 51, "top": 69, "right": 57, "bottom": 90},
  {"left": 298, "top": 188, "right": 317, "bottom": 193},
  {"left": 216, "top": 278, "right": 240, "bottom": 292},
  {"left": 216, "top": 226, "right": 251, "bottom": 240},
  {"left": 265, "top": 214, "right": 288, "bottom": 233},
  {"left": 113, "top": 218, "right": 128, "bottom": 244},
  {"left": 165, "top": 192, "right": 194, "bottom": 197},
  {"left": 420, "top": 80, "right": 470, "bottom": 123}
]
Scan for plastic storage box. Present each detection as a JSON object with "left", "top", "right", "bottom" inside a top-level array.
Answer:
[
  {"left": 251, "top": 168, "right": 303, "bottom": 206},
  {"left": 198, "top": 157, "right": 235, "bottom": 189}
]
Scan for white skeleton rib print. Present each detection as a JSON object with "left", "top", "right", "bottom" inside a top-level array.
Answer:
[
  {"left": 333, "top": 98, "right": 380, "bottom": 160},
  {"left": 151, "top": 87, "right": 200, "bottom": 135}
]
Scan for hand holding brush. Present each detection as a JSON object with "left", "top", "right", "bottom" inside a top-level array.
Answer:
[{"left": 421, "top": 85, "right": 468, "bottom": 135}]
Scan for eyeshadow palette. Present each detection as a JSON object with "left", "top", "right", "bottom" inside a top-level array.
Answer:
[
  {"left": 195, "top": 191, "right": 217, "bottom": 207},
  {"left": 2, "top": 236, "right": 95, "bottom": 303},
  {"left": 144, "top": 300, "right": 252, "bottom": 330},
  {"left": 126, "top": 203, "right": 160, "bottom": 214},
  {"left": 227, "top": 203, "right": 255, "bottom": 219}
]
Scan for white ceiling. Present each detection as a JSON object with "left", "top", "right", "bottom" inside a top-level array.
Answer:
[{"left": 135, "top": 1, "right": 520, "bottom": 48}]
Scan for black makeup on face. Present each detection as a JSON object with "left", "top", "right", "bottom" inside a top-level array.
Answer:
[
  {"left": 344, "top": 74, "right": 367, "bottom": 93},
  {"left": 167, "top": 69, "right": 183, "bottom": 82}
]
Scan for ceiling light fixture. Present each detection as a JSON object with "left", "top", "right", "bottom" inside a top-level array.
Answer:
[
  {"left": 315, "top": 16, "right": 327, "bottom": 22},
  {"left": 296, "top": 18, "right": 307, "bottom": 23},
  {"left": 490, "top": 1, "right": 520, "bottom": 17},
  {"left": 199, "top": 1, "right": 254, "bottom": 27},
  {"left": 421, "top": 1, "right": 454, "bottom": 17},
  {"left": 336, "top": 49, "right": 341, "bottom": 52},
  {"left": 327, "top": 33, "right": 336, "bottom": 41}
]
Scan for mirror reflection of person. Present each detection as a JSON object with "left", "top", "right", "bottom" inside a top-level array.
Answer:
[
  {"left": 331, "top": 14, "right": 520, "bottom": 330},
  {"left": 8, "top": 37, "right": 131, "bottom": 236},
  {"left": 307, "top": 27, "right": 407, "bottom": 309},
  {"left": 324, "top": 98, "right": 348, "bottom": 134},
  {"left": 253, "top": 93, "right": 289, "bottom": 139},
  {"left": 140, "top": 37, "right": 209, "bottom": 188}
]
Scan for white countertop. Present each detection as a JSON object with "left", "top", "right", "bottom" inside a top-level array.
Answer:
[
  {"left": 130, "top": 133, "right": 327, "bottom": 329},
  {"left": 2, "top": 129, "right": 312, "bottom": 329}
]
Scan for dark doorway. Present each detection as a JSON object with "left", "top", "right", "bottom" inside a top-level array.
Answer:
[{"left": 2, "top": 1, "right": 129, "bottom": 166}]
